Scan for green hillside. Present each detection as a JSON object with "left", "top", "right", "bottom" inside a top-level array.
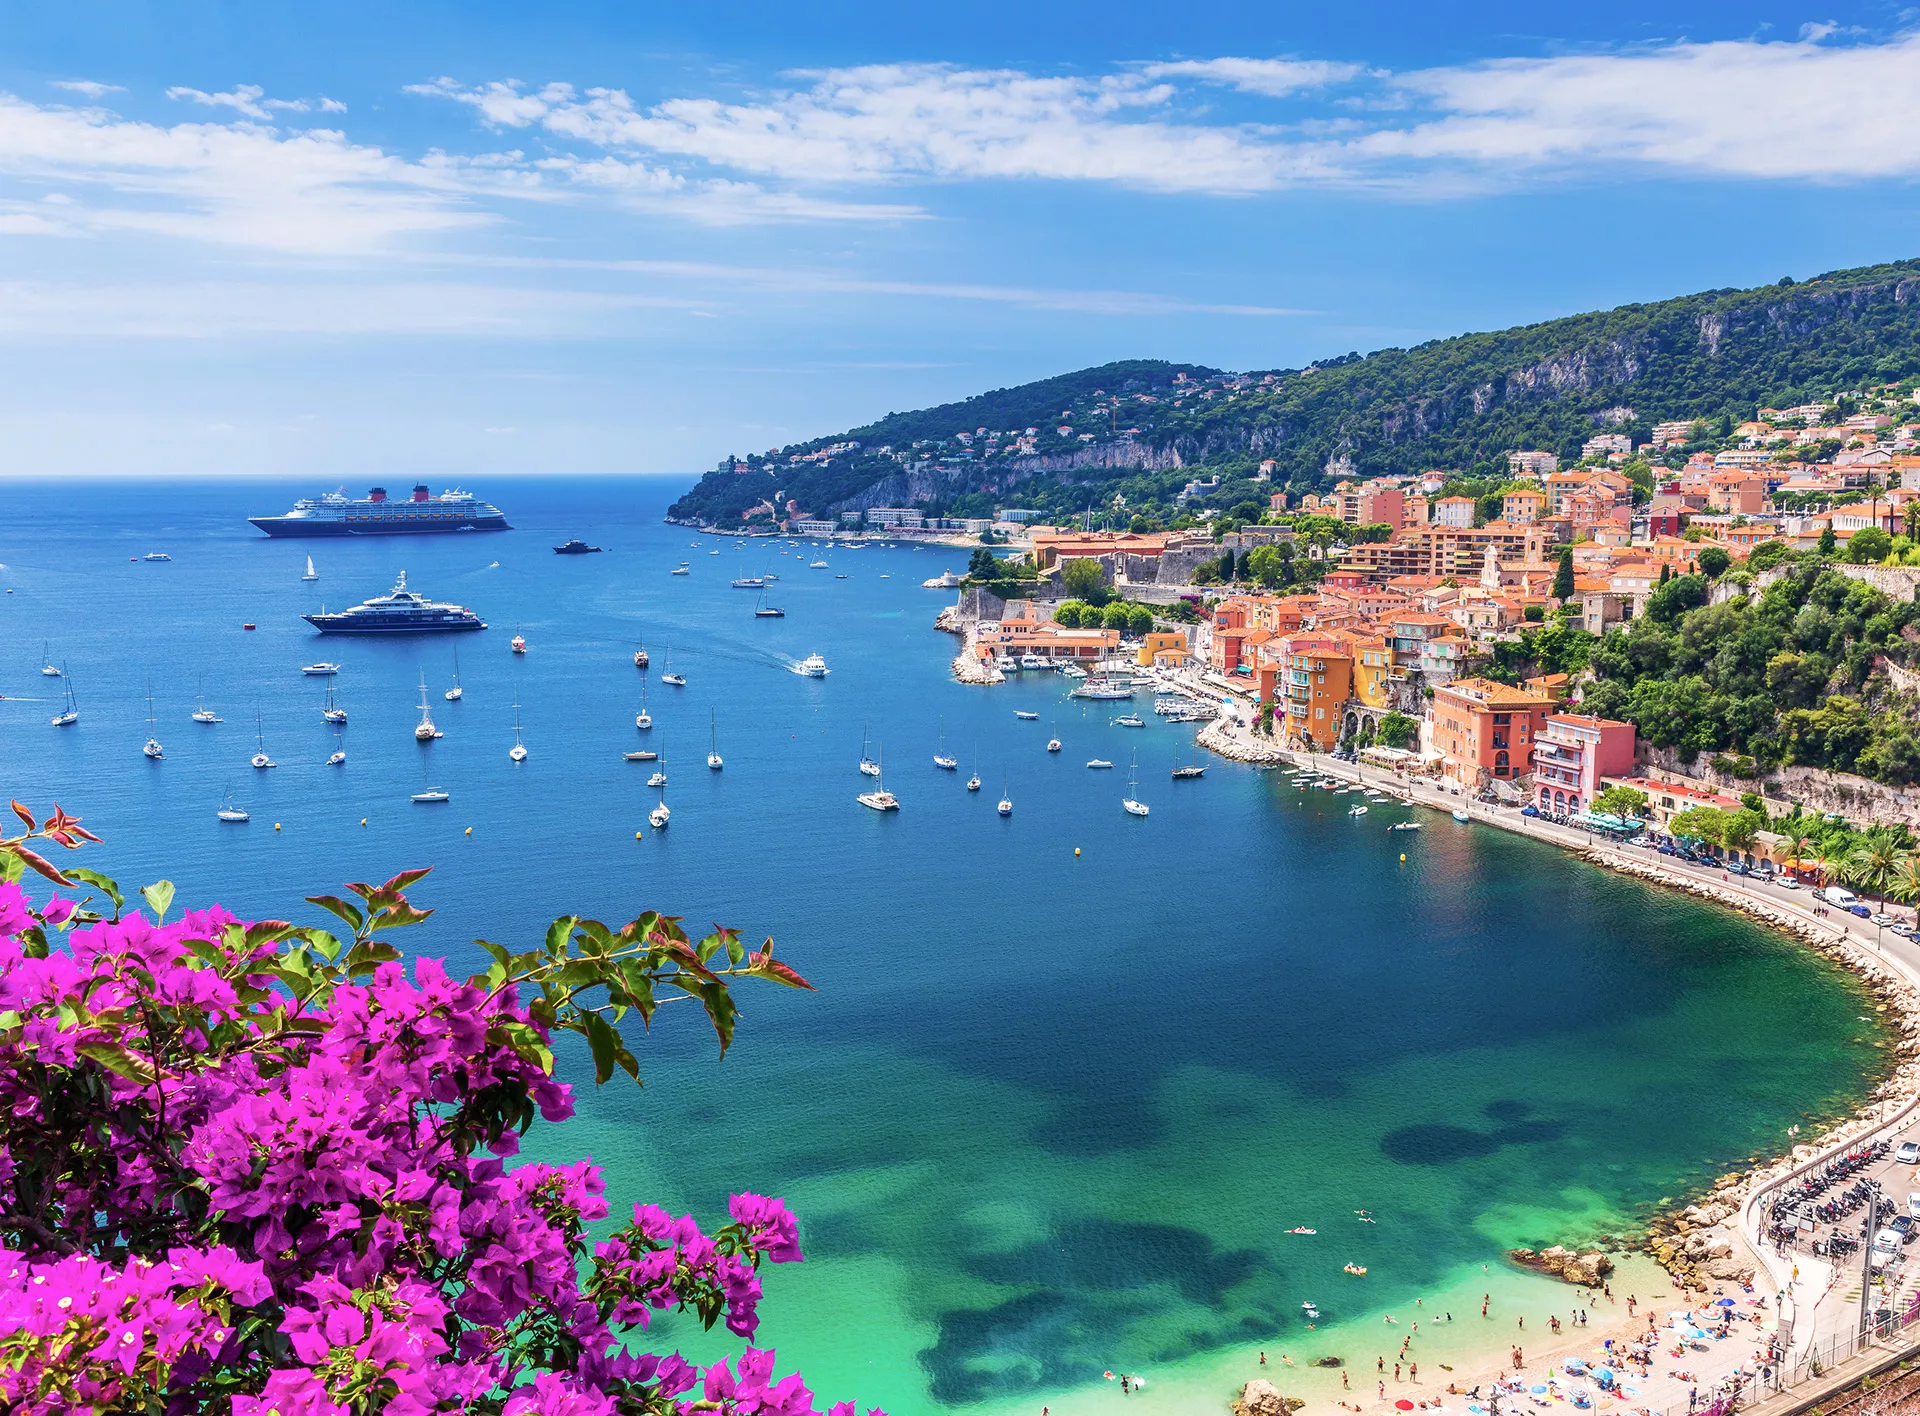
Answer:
[{"left": 668, "top": 258, "right": 1920, "bottom": 528}]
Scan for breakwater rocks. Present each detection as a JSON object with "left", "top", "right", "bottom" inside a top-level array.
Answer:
[
  {"left": 1584, "top": 850, "right": 1920, "bottom": 1286},
  {"left": 951, "top": 650, "right": 1003, "bottom": 686},
  {"left": 1236, "top": 1380, "right": 1305, "bottom": 1416},
  {"left": 1198, "top": 718, "right": 1290, "bottom": 765},
  {"left": 933, "top": 605, "right": 963, "bottom": 635},
  {"left": 1509, "top": 1246, "right": 1615, "bottom": 1286}
]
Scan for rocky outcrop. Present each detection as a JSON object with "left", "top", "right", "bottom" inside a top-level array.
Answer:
[
  {"left": 1234, "top": 1380, "right": 1304, "bottom": 1416},
  {"left": 1508, "top": 1246, "right": 1615, "bottom": 1287}
]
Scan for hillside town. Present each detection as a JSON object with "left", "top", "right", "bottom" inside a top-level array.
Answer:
[{"left": 943, "top": 381, "right": 1920, "bottom": 840}]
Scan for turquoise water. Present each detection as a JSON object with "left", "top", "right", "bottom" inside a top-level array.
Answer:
[{"left": 0, "top": 477, "right": 1887, "bottom": 1415}]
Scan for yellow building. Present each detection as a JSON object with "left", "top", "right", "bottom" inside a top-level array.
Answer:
[{"left": 1137, "top": 630, "right": 1189, "bottom": 667}]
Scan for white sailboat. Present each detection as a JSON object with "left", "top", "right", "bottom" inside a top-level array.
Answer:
[
  {"left": 998, "top": 771, "right": 1012, "bottom": 817},
  {"left": 648, "top": 734, "right": 668, "bottom": 788},
  {"left": 445, "top": 650, "right": 463, "bottom": 701},
  {"left": 328, "top": 744, "right": 347, "bottom": 766},
  {"left": 322, "top": 681, "right": 347, "bottom": 724},
  {"left": 858, "top": 744, "right": 900, "bottom": 811},
  {"left": 707, "top": 710, "right": 723, "bottom": 770},
  {"left": 142, "top": 682, "right": 163, "bottom": 759},
  {"left": 966, "top": 745, "right": 981, "bottom": 792},
  {"left": 661, "top": 644, "right": 685, "bottom": 686},
  {"left": 933, "top": 718, "right": 957, "bottom": 771},
  {"left": 302, "top": 555, "right": 318, "bottom": 582},
  {"left": 216, "top": 792, "right": 249, "bottom": 822},
  {"left": 414, "top": 673, "right": 440, "bottom": 740},
  {"left": 510, "top": 700, "right": 528, "bottom": 762},
  {"left": 859, "top": 721, "right": 880, "bottom": 776},
  {"left": 40, "top": 643, "right": 60, "bottom": 677},
  {"left": 1047, "top": 717, "right": 1062, "bottom": 753},
  {"left": 251, "top": 714, "right": 275, "bottom": 769},
  {"left": 192, "top": 678, "right": 221, "bottom": 723},
  {"left": 1123, "top": 751, "right": 1149, "bottom": 817},
  {"left": 649, "top": 785, "right": 670, "bottom": 830},
  {"left": 50, "top": 670, "right": 77, "bottom": 727},
  {"left": 634, "top": 636, "right": 650, "bottom": 669},
  {"left": 636, "top": 681, "right": 652, "bottom": 730}
]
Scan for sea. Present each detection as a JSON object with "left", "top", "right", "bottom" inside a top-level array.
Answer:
[{"left": 0, "top": 476, "right": 1889, "bottom": 1416}]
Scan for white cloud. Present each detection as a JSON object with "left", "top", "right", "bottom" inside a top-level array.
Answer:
[
  {"left": 166, "top": 83, "right": 273, "bottom": 120},
  {"left": 50, "top": 80, "right": 124, "bottom": 98},
  {"left": 1372, "top": 30, "right": 1920, "bottom": 180},
  {"left": 1139, "top": 57, "right": 1365, "bottom": 96}
]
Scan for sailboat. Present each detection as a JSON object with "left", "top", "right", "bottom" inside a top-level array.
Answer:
[
  {"left": 661, "top": 645, "right": 685, "bottom": 687},
  {"left": 40, "top": 643, "right": 60, "bottom": 677},
  {"left": 444, "top": 650, "right": 463, "bottom": 701},
  {"left": 50, "top": 670, "right": 77, "bottom": 727},
  {"left": 648, "top": 734, "right": 668, "bottom": 788},
  {"left": 649, "top": 779, "right": 671, "bottom": 830},
  {"left": 411, "top": 755, "right": 449, "bottom": 803},
  {"left": 707, "top": 710, "right": 723, "bottom": 771},
  {"left": 1123, "top": 751, "right": 1150, "bottom": 817},
  {"left": 859, "top": 721, "right": 880, "bottom": 776},
  {"left": 858, "top": 744, "right": 900, "bottom": 811},
  {"left": 966, "top": 744, "right": 981, "bottom": 792},
  {"left": 321, "top": 681, "right": 347, "bottom": 724},
  {"left": 251, "top": 714, "right": 275, "bottom": 769},
  {"left": 634, "top": 637, "right": 650, "bottom": 669},
  {"left": 932, "top": 718, "right": 958, "bottom": 771},
  {"left": 754, "top": 584, "right": 786, "bottom": 618},
  {"left": 510, "top": 700, "right": 528, "bottom": 762},
  {"left": 636, "top": 681, "right": 652, "bottom": 730},
  {"left": 302, "top": 555, "right": 318, "bottom": 582},
  {"left": 192, "top": 677, "right": 221, "bottom": 723},
  {"left": 216, "top": 792, "right": 250, "bottom": 822},
  {"left": 1172, "top": 742, "right": 1208, "bottom": 779},
  {"left": 997, "top": 771, "right": 1012, "bottom": 817},
  {"left": 414, "top": 673, "right": 440, "bottom": 740},
  {"left": 142, "top": 683, "right": 163, "bottom": 759},
  {"left": 1047, "top": 717, "right": 1062, "bottom": 753}
]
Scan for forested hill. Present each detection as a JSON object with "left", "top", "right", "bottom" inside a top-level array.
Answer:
[{"left": 668, "top": 258, "right": 1920, "bottom": 528}]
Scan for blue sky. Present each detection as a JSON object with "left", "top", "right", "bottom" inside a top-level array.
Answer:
[{"left": 1, "top": 1, "right": 1917, "bottom": 479}]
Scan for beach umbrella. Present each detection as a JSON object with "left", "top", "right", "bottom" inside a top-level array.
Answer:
[
  {"left": 1396, "top": 1401, "right": 1416, "bottom": 1410},
  {"left": 1714, "top": 1298, "right": 1735, "bottom": 1307}
]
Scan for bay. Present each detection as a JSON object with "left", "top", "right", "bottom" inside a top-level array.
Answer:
[{"left": 0, "top": 475, "right": 1886, "bottom": 1415}]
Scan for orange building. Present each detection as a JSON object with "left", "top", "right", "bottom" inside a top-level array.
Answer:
[
  {"left": 1431, "top": 677, "right": 1557, "bottom": 787},
  {"left": 1278, "top": 634, "right": 1356, "bottom": 750}
]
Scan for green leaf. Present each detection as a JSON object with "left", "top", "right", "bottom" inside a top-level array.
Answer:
[
  {"left": 305, "top": 894, "right": 365, "bottom": 933},
  {"left": 62, "top": 865, "right": 122, "bottom": 909},
  {"left": 582, "top": 1012, "right": 619, "bottom": 1085},
  {"left": 77, "top": 1040, "right": 156, "bottom": 1084},
  {"left": 141, "top": 879, "right": 176, "bottom": 923},
  {"left": 546, "top": 915, "right": 579, "bottom": 957},
  {"left": 672, "top": 975, "right": 739, "bottom": 1057}
]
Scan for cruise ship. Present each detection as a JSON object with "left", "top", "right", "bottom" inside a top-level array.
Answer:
[
  {"left": 250, "top": 485, "right": 510, "bottom": 537},
  {"left": 303, "top": 573, "right": 487, "bottom": 635}
]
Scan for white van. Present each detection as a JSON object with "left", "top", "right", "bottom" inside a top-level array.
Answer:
[{"left": 1823, "top": 885, "right": 1860, "bottom": 908}]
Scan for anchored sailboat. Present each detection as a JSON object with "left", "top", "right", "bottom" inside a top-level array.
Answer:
[
  {"left": 510, "top": 700, "right": 528, "bottom": 762},
  {"left": 445, "top": 650, "right": 463, "bottom": 701},
  {"left": 997, "top": 771, "right": 1012, "bottom": 817},
  {"left": 40, "top": 643, "right": 61, "bottom": 677},
  {"left": 859, "top": 721, "right": 880, "bottom": 776},
  {"left": 707, "top": 710, "right": 723, "bottom": 770},
  {"left": 648, "top": 734, "right": 668, "bottom": 788},
  {"left": 636, "top": 681, "right": 652, "bottom": 730},
  {"left": 661, "top": 644, "right": 685, "bottom": 686},
  {"left": 933, "top": 718, "right": 957, "bottom": 771},
  {"left": 414, "top": 673, "right": 440, "bottom": 740},
  {"left": 251, "top": 714, "right": 275, "bottom": 769},
  {"left": 1122, "top": 751, "right": 1149, "bottom": 817},
  {"left": 858, "top": 744, "right": 899, "bottom": 811},
  {"left": 50, "top": 670, "right": 78, "bottom": 727},
  {"left": 322, "top": 680, "right": 347, "bottom": 724},
  {"left": 142, "top": 682, "right": 163, "bottom": 759},
  {"left": 302, "top": 555, "right": 318, "bottom": 582}
]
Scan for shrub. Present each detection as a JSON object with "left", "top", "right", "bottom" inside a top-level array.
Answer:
[{"left": 0, "top": 804, "right": 877, "bottom": 1416}]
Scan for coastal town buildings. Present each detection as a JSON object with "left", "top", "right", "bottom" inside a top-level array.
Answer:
[
  {"left": 1431, "top": 678, "right": 1557, "bottom": 789},
  {"left": 1533, "top": 714, "right": 1637, "bottom": 814}
]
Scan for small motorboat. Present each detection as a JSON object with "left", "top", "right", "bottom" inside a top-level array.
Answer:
[
  {"left": 1286, "top": 1227, "right": 1316, "bottom": 1235},
  {"left": 143, "top": 551, "right": 172, "bottom": 562},
  {"left": 510, "top": 634, "right": 527, "bottom": 654},
  {"left": 794, "top": 653, "right": 829, "bottom": 677},
  {"left": 1014, "top": 710, "right": 1040, "bottom": 720},
  {"left": 1349, "top": 805, "right": 1368, "bottom": 816},
  {"left": 216, "top": 796, "right": 249, "bottom": 822},
  {"left": 1047, "top": 738, "right": 1062, "bottom": 752},
  {"left": 411, "top": 788, "right": 450, "bottom": 803},
  {"left": 1343, "top": 1264, "right": 1368, "bottom": 1276},
  {"left": 1112, "top": 714, "right": 1145, "bottom": 728},
  {"left": 648, "top": 769, "right": 667, "bottom": 788},
  {"left": 302, "top": 662, "right": 340, "bottom": 676},
  {"left": 1452, "top": 808, "right": 1471, "bottom": 823},
  {"left": 327, "top": 749, "right": 347, "bottom": 766},
  {"left": 1087, "top": 759, "right": 1113, "bottom": 769},
  {"left": 1389, "top": 821, "right": 1421, "bottom": 832},
  {"left": 671, "top": 564, "right": 690, "bottom": 576},
  {"left": 624, "top": 750, "right": 658, "bottom": 762}
]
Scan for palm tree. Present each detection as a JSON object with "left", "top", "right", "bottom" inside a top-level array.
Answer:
[
  {"left": 1887, "top": 854, "right": 1920, "bottom": 923},
  {"left": 1780, "top": 831, "right": 1813, "bottom": 880},
  {"left": 1847, "top": 839, "right": 1905, "bottom": 910}
]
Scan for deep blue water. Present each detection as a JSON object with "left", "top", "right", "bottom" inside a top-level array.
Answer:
[{"left": 0, "top": 476, "right": 1886, "bottom": 1416}]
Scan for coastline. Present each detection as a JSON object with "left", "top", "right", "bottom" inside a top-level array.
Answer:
[{"left": 1197, "top": 710, "right": 1920, "bottom": 1275}]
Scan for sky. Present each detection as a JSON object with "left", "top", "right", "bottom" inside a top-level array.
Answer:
[{"left": 1, "top": 1, "right": 1919, "bottom": 479}]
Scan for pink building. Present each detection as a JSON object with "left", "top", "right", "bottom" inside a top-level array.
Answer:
[{"left": 1533, "top": 713, "right": 1636, "bottom": 814}]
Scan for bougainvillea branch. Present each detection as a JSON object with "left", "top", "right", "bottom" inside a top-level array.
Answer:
[{"left": 0, "top": 801, "right": 879, "bottom": 1416}]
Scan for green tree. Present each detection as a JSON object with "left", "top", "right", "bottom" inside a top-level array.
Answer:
[
  {"left": 1101, "top": 601, "right": 1132, "bottom": 631},
  {"left": 1696, "top": 545, "right": 1731, "bottom": 578},
  {"left": 1061, "top": 557, "right": 1111, "bottom": 606},
  {"left": 1723, "top": 808, "right": 1767, "bottom": 852},
  {"left": 1748, "top": 540, "right": 1793, "bottom": 571},
  {"left": 1592, "top": 785, "right": 1651, "bottom": 820},
  {"left": 1847, "top": 526, "right": 1893, "bottom": 564},
  {"left": 1819, "top": 523, "right": 1838, "bottom": 556},
  {"left": 1552, "top": 546, "right": 1575, "bottom": 601},
  {"left": 1245, "top": 545, "right": 1285, "bottom": 588},
  {"left": 1845, "top": 837, "right": 1907, "bottom": 908},
  {"left": 1669, "top": 806, "right": 1727, "bottom": 845},
  {"left": 1375, "top": 712, "right": 1418, "bottom": 750},
  {"left": 1053, "top": 601, "right": 1083, "bottom": 628},
  {"left": 968, "top": 546, "right": 1002, "bottom": 579},
  {"left": 1127, "top": 604, "right": 1155, "bottom": 637},
  {"left": 1646, "top": 573, "right": 1708, "bottom": 624}
]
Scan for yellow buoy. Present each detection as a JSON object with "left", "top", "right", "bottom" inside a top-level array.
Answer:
[
  {"left": 360, "top": 818, "right": 367, "bottom": 827},
  {"left": 635, "top": 830, "right": 644, "bottom": 839},
  {"left": 465, "top": 827, "right": 472, "bottom": 835},
  {"left": 1074, "top": 847, "right": 1081, "bottom": 856},
  {"left": 274, "top": 823, "right": 281, "bottom": 831},
  {"left": 1400, "top": 853, "right": 1407, "bottom": 862}
]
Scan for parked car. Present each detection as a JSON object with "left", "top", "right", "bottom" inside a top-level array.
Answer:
[
  {"left": 1896, "top": 1140, "right": 1920, "bottom": 1165},
  {"left": 1521, "top": 805, "right": 1539, "bottom": 817},
  {"left": 1894, "top": 922, "right": 1917, "bottom": 939},
  {"left": 1728, "top": 862, "right": 1751, "bottom": 876},
  {"left": 1849, "top": 904, "right": 1873, "bottom": 919},
  {"left": 1892, "top": 1213, "right": 1914, "bottom": 1238},
  {"left": 1906, "top": 1191, "right": 1920, "bottom": 1220},
  {"left": 1873, "top": 913, "right": 1895, "bottom": 927},
  {"left": 1823, "top": 885, "right": 1861, "bottom": 909},
  {"left": 1874, "top": 1227, "right": 1904, "bottom": 1265},
  {"left": 1779, "top": 878, "right": 1801, "bottom": 890}
]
